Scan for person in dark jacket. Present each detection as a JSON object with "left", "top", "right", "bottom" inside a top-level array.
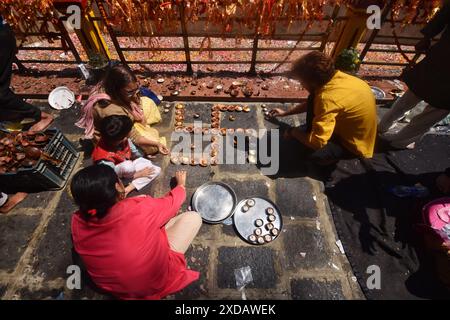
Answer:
[
  {"left": 0, "top": 17, "right": 53, "bottom": 131},
  {"left": 378, "top": 0, "right": 450, "bottom": 149}
]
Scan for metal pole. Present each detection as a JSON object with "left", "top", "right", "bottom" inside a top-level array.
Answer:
[
  {"left": 319, "top": 5, "right": 341, "bottom": 52},
  {"left": 179, "top": 2, "right": 193, "bottom": 74},
  {"left": 359, "top": 0, "right": 393, "bottom": 61},
  {"left": 55, "top": 18, "right": 82, "bottom": 63},
  {"left": 96, "top": 0, "right": 127, "bottom": 65}
]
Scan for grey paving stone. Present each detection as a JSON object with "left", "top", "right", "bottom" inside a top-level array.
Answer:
[
  {"left": 283, "top": 225, "right": 329, "bottom": 269},
  {"left": 219, "top": 178, "right": 271, "bottom": 201},
  {"left": 31, "top": 190, "right": 74, "bottom": 280},
  {"left": 182, "top": 102, "right": 214, "bottom": 125},
  {"left": 221, "top": 223, "right": 239, "bottom": 237},
  {"left": 0, "top": 284, "right": 6, "bottom": 297},
  {"left": 218, "top": 161, "right": 260, "bottom": 175},
  {"left": 18, "top": 287, "right": 63, "bottom": 300},
  {"left": 217, "top": 247, "right": 277, "bottom": 289},
  {"left": 51, "top": 105, "right": 85, "bottom": 135},
  {"left": 276, "top": 178, "right": 318, "bottom": 218},
  {"left": 175, "top": 244, "right": 210, "bottom": 299},
  {"left": 164, "top": 162, "right": 214, "bottom": 190},
  {"left": 290, "top": 278, "right": 345, "bottom": 300},
  {"left": 0, "top": 214, "right": 40, "bottom": 272},
  {"left": 15, "top": 191, "right": 56, "bottom": 210},
  {"left": 153, "top": 102, "right": 174, "bottom": 129},
  {"left": 219, "top": 104, "right": 258, "bottom": 129}
]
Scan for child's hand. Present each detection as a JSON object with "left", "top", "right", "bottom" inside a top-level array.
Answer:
[
  {"left": 134, "top": 167, "right": 155, "bottom": 179},
  {"left": 175, "top": 170, "right": 187, "bottom": 188},
  {"left": 158, "top": 143, "right": 170, "bottom": 155}
]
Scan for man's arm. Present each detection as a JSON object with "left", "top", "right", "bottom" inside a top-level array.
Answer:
[
  {"left": 269, "top": 102, "right": 307, "bottom": 118},
  {"left": 291, "top": 99, "right": 338, "bottom": 150}
]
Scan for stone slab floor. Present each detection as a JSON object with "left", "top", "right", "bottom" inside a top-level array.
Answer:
[{"left": 0, "top": 100, "right": 364, "bottom": 300}]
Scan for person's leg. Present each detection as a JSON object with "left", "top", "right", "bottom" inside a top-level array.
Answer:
[
  {"left": 289, "top": 127, "right": 352, "bottom": 164},
  {"left": 165, "top": 211, "right": 202, "bottom": 254},
  {"left": 0, "top": 192, "right": 27, "bottom": 214},
  {"left": 309, "top": 140, "right": 352, "bottom": 165},
  {"left": 29, "top": 111, "right": 53, "bottom": 132},
  {"left": 378, "top": 90, "right": 423, "bottom": 134},
  {"left": 384, "top": 105, "right": 450, "bottom": 149},
  {"left": 0, "top": 24, "right": 16, "bottom": 95},
  {"left": 0, "top": 96, "right": 54, "bottom": 131}
]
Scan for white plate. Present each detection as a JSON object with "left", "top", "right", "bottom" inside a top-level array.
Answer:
[
  {"left": 48, "top": 86, "right": 75, "bottom": 110},
  {"left": 370, "top": 86, "right": 386, "bottom": 99}
]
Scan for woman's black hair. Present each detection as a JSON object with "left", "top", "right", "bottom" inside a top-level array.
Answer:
[
  {"left": 99, "top": 115, "right": 133, "bottom": 144},
  {"left": 102, "top": 64, "right": 137, "bottom": 106},
  {"left": 70, "top": 165, "right": 120, "bottom": 220}
]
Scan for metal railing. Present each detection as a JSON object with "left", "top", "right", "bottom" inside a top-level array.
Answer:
[
  {"left": 92, "top": 0, "right": 347, "bottom": 74},
  {"left": 15, "top": 15, "right": 82, "bottom": 67}
]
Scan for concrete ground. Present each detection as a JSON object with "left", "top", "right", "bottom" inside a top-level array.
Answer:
[{"left": 0, "top": 100, "right": 364, "bottom": 300}]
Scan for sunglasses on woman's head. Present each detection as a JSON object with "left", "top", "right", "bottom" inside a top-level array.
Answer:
[{"left": 125, "top": 87, "right": 140, "bottom": 98}]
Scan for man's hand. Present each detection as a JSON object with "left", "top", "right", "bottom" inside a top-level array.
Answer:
[
  {"left": 134, "top": 167, "right": 155, "bottom": 179},
  {"left": 269, "top": 108, "right": 286, "bottom": 118},
  {"left": 436, "top": 174, "right": 450, "bottom": 194},
  {"left": 175, "top": 170, "right": 187, "bottom": 188},
  {"left": 158, "top": 143, "right": 170, "bottom": 155},
  {"left": 415, "top": 37, "right": 431, "bottom": 53}
]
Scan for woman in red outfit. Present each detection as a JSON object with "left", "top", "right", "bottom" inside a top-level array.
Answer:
[{"left": 70, "top": 165, "right": 202, "bottom": 299}]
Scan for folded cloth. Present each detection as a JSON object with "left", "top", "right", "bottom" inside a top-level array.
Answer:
[{"left": 114, "top": 158, "right": 161, "bottom": 191}]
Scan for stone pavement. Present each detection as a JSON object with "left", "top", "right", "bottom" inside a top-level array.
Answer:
[{"left": 0, "top": 101, "right": 364, "bottom": 300}]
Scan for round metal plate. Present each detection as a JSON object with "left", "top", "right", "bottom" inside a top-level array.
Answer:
[
  {"left": 233, "top": 197, "right": 283, "bottom": 245},
  {"left": 192, "top": 182, "right": 237, "bottom": 224},
  {"left": 48, "top": 86, "right": 75, "bottom": 110},
  {"left": 370, "top": 86, "right": 386, "bottom": 99}
]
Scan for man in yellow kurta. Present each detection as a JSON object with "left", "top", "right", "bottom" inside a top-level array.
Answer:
[{"left": 270, "top": 52, "right": 377, "bottom": 163}]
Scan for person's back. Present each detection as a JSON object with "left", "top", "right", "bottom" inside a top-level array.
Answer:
[
  {"left": 315, "top": 70, "right": 377, "bottom": 158},
  {"left": 70, "top": 165, "right": 200, "bottom": 300},
  {"left": 72, "top": 197, "right": 170, "bottom": 298}
]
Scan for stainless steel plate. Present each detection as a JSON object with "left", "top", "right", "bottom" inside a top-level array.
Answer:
[
  {"left": 371, "top": 86, "right": 386, "bottom": 99},
  {"left": 233, "top": 197, "right": 282, "bottom": 245},
  {"left": 192, "top": 182, "right": 237, "bottom": 224}
]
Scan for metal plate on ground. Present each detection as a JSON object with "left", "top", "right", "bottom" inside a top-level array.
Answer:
[
  {"left": 192, "top": 182, "right": 237, "bottom": 224},
  {"left": 233, "top": 197, "right": 282, "bottom": 245},
  {"left": 370, "top": 86, "right": 386, "bottom": 99}
]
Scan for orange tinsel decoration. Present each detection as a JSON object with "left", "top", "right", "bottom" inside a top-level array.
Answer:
[{"left": 0, "top": 0, "right": 443, "bottom": 38}]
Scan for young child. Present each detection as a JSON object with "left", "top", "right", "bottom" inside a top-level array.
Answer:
[{"left": 92, "top": 115, "right": 161, "bottom": 195}]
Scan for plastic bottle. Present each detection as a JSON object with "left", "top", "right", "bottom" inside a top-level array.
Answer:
[{"left": 388, "top": 184, "right": 429, "bottom": 198}]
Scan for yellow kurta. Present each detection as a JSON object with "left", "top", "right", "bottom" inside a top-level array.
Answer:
[
  {"left": 92, "top": 96, "right": 165, "bottom": 155},
  {"left": 304, "top": 71, "right": 377, "bottom": 158}
]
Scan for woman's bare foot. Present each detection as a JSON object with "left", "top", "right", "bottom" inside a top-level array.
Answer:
[
  {"left": 29, "top": 112, "right": 54, "bottom": 132},
  {"left": 0, "top": 192, "right": 28, "bottom": 214}
]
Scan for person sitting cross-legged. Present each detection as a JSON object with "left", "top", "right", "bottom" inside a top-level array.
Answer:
[
  {"left": 92, "top": 115, "right": 161, "bottom": 196},
  {"left": 269, "top": 51, "right": 378, "bottom": 165},
  {"left": 70, "top": 165, "right": 202, "bottom": 300}
]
